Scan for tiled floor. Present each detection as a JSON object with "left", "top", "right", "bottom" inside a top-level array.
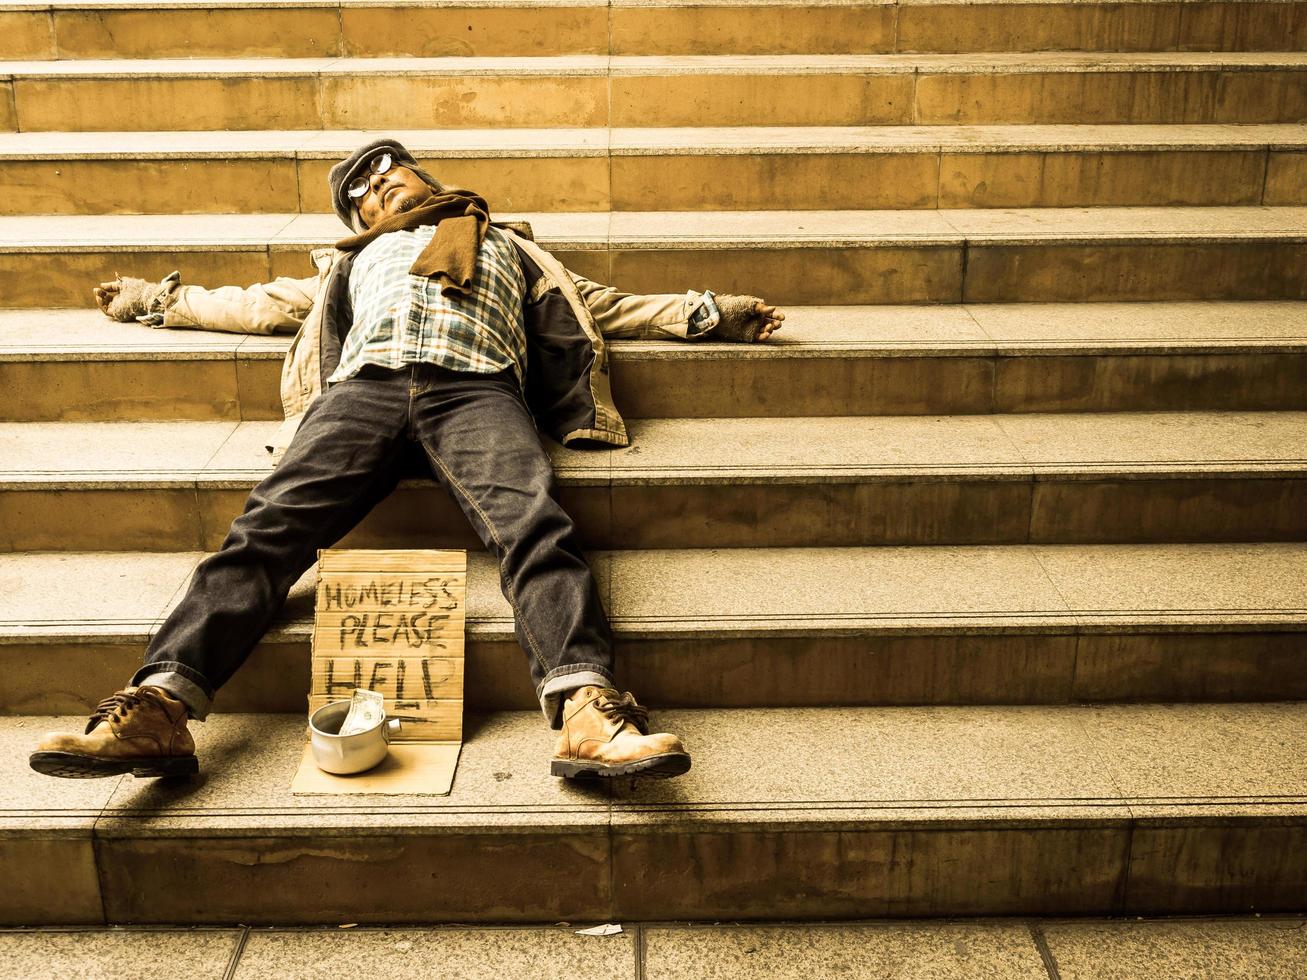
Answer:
[{"left": 1, "top": 917, "right": 1303, "bottom": 980}]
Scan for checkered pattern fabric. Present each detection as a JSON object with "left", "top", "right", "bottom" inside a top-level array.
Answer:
[{"left": 329, "top": 224, "right": 527, "bottom": 386}]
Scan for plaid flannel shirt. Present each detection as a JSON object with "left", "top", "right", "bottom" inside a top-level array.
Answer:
[{"left": 329, "top": 224, "right": 528, "bottom": 386}]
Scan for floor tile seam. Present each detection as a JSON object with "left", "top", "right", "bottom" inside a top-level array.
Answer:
[
  {"left": 1070, "top": 698, "right": 1137, "bottom": 836},
  {"left": 3, "top": 80, "right": 17, "bottom": 132},
  {"left": 145, "top": 552, "right": 203, "bottom": 642},
  {"left": 964, "top": 412, "right": 1034, "bottom": 488},
  {"left": 955, "top": 302, "right": 999, "bottom": 410},
  {"left": 236, "top": 336, "right": 289, "bottom": 358},
  {"left": 1259, "top": 141, "right": 1274, "bottom": 206},
  {"left": 221, "top": 925, "right": 251, "bottom": 980},
  {"left": 187, "top": 419, "right": 249, "bottom": 483},
  {"left": 605, "top": 766, "right": 617, "bottom": 921},
  {"left": 1116, "top": 811, "right": 1142, "bottom": 913},
  {"left": 1028, "top": 920, "right": 1063, "bottom": 980},
  {"left": 603, "top": 0, "right": 615, "bottom": 274},
  {"left": 268, "top": 214, "right": 321, "bottom": 248},
  {"left": 889, "top": 0, "right": 903, "bottom": 79},
  {"left": 1165, "top": 0, "right": 1185, "bottom": 54},
  {"left": 39, "top": 5, "right": 56, "bottom": 61},
  {"left": 88, "top": 769, "right": 129, "bottom": 927},
  {"left": 332, "top": 0, "right": 346, "bottom": 59},
  {"left": 603, "top": 1, "right": 615, "bottom": 199},
  {"left": 909, "top": 91, "right": 938, "bottom": 188},
  {"left": 1025, "top": 547, "right": 1080, "bottom": 687},
  {"left": 312, "top": 67, "right": 328, "bottom": 131},
  {"left": 289, "top": 132, "right": 307, "bottom": 218}
]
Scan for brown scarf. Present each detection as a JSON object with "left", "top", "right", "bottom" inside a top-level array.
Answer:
[{"left": 335, "top": 190, "right": 491, "bottom": 299}]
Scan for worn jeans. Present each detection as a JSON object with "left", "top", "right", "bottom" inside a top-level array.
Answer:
[{"left": 133, "top": 362, "right": 615, "bottom": 728}]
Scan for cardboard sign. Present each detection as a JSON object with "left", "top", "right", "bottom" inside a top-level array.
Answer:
[
  {"left": 290, "top": 742, "right": 462, "bottom": 796},
  {"left": 310, "top": 548, "right": 467, "bottom": 743}
]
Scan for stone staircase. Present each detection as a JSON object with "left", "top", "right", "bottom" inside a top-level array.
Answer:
[{"left": 1, "top": 0, "right": 1306, "bottom": 929}]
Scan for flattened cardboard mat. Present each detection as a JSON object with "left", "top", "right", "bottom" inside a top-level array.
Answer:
[{"left": 291, "top": 548, "right": 466, "bottom": 796}]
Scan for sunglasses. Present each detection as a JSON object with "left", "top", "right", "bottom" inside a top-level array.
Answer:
[{"left": 346, "top": 152, "right": 394, "bottom": 200}]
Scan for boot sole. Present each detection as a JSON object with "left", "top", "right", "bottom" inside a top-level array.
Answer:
[
  {"left": 28, "top": 751, "right": 199, "bottom": 780},
  {"left": 551, "top": 752, "right": 691, "bottom": 780}
]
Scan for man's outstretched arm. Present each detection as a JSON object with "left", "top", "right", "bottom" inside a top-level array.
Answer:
[
  {"left": 94, "top": 272, "right": 317, "bottom": 336},
  {"left": 570, "top": 274, "right": 784, "bottom": 343}
]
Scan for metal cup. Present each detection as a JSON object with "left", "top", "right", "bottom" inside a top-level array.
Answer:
[{"left": 308, "top": 698, "right": 401, "bottom": 775}]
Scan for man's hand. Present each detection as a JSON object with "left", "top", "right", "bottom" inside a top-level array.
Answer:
[
  {"left": 715, "top": 294, "right": 786, "bottom": 343},
  {"left": 93, "top": 278, "right": 125, "bottom": 318},
  {"left": 93, "top": 272, "right": 180, "bottom": 323},
  {"left": 752, "top": 301, "right": 785, "bottom": 342}
]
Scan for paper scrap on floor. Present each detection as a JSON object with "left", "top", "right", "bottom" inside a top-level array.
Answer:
[{"left": 576, "top": 924, "right": 624, "bottom": 936}]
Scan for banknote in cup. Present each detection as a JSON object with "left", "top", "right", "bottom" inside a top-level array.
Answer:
[{"left": 339, "top": 688, "right": 386, "bottom": 736}]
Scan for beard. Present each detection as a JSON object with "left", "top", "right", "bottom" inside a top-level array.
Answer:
[
  {"left": 392, "top": 194, "right": 421, "bottom": 214},
  {"left": 388, "top": 189, "right": 426, "bottom": 217}
]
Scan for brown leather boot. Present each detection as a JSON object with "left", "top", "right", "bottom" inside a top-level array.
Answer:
[
  {"left": 29, "top": 686, "right": 199, "bottom": 779},
  {"left": 551, "top": 686, "right": 691, "bottom": 780}
]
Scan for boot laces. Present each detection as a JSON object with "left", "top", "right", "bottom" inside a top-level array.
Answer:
[
  {"left": 86, "top": 688, "right": 163, "bottom": 734},
  {"left": 594, "top": 689, "right": 650, "bottom": 735}
]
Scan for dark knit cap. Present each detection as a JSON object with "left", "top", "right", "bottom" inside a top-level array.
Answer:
[{"left": 328, "top": 138, "right": 445, "bottom": 232}]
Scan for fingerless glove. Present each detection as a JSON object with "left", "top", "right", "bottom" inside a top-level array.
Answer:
[
  {"left": 712, "top": 294, "right": 767, "bottom": 342},
  {"left": 102, "top": 271, "right": 181, "bottom": 323}
]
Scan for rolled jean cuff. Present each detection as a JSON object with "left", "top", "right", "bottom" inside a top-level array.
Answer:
[
  {"left": 537, "top": 663, "right": 615, "bottom": 729},
  {"left": 131, "top": 661, "right": 214, "bottom": 720}
]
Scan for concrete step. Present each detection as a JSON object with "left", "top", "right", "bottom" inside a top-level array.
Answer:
[
  {"left": 1, "top": 208, "right": 1305, "bottom": 308},
  {"left": 3, "top": 54, "right": 1306, "bottom": 131},
  {"left": 6, "top": 303, "right": 1307, "bottom": 422},
  {"left": 5, "top": 918, "right": 1307, "bottom": 977},
  {"left": 3, "top": 125, "right": 1306, "bottom": 214},
  {"left": 4, "top": 0, "right": 1304, "bottom": 59},
  {"left": 3, "top": 543, "right": 1306, "bottom": 715},
  {"left": 3, "top": 701, "right": 1304, "bottom": 923},
  {"left": 1, "top": 412, "right": 1304, "bottom": 550}
]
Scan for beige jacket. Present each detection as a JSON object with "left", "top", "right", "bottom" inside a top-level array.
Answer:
[{"left": 162, "top": 229, "right": 717, "bottom": 461}]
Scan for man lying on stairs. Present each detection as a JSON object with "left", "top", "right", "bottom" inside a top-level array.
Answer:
[{"left": 29, "top": 138, "right": 784, "bottom": 783}]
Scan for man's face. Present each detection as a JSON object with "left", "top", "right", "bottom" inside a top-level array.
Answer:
[{"left": 355, "top": 164, "right": 435, "bottom": 228}]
